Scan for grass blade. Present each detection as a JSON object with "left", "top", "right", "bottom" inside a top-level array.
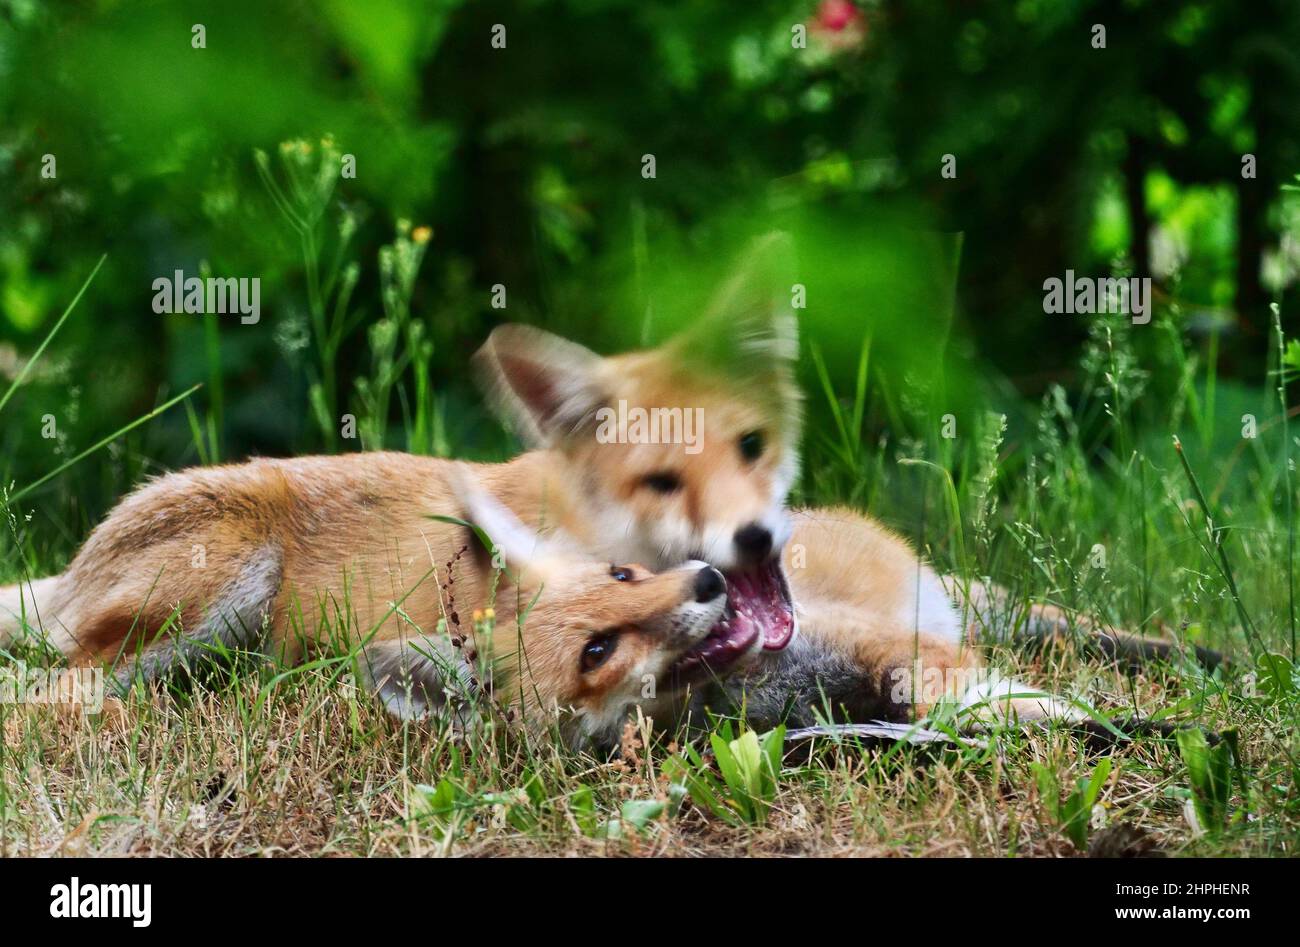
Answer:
[
  {"left": 0, "top": 253, "right": 107, "bottom": 416},
  {"left": 6, "top": 383, "right": 202, "bottom": 505}
]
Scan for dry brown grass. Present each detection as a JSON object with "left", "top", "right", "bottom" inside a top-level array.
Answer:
[{"left": 2, "top": 642, "right": 1288, "bottom": 858}]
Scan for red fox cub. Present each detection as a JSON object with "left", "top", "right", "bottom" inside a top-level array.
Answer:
[{"left": 447, "top": 486, "right": 1076, "bottom": 737}]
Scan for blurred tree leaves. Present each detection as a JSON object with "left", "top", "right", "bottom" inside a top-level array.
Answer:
[{"left": 0, "top": 0, "right": 1297, "bottom": 524}]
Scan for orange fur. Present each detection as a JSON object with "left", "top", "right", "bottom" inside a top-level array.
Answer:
[{"left": 0, "top": 454, "right": 696, "bottom": 693}]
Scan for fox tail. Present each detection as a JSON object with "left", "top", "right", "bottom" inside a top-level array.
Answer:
[{"left": 0, "top": 576, "right": 61, "bottom": 652}]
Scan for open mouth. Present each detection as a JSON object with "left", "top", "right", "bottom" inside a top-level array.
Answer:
[
  {"left": 670, "top": 559, "right": 797, "bottom": 680},
  {"left": 722, "top": 559, "right": 797, "bottom": 652}
]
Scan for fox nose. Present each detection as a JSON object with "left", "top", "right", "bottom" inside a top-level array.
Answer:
[
  {"left": 693, "top": 566, "right": 726, "bottom": 603},
  {"left": 733, "top": 523, "right": 773, "bottom": 566}
]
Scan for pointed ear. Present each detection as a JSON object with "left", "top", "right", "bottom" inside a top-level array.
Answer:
[
  {"left": 473, "top": 324, "right": 607, "bottom": 447},
  {"left": 671, "top": 231, "right": 800, "bottom": 375},
  {"left": 445, "top": 463, "right": 558, "bottom": 576}
]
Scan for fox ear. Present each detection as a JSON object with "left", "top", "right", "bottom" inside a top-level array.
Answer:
[
  {"left": 474, "top": 324, "right": 607, "bottom": 447},
  {"left": 672, "top": 231, "right": 800, "bottom": 374},
  {"left": 445, "top": 463, "right": 557, "bottom": 576}
]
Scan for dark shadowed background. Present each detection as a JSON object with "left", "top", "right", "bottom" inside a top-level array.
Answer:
[{"left": 2, "top": 0, "right": 1298, "bottom": 564}]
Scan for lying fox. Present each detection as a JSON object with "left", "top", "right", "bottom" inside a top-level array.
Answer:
[{"left": 0, "top": 243, "right": 1197, "bottom": 745}]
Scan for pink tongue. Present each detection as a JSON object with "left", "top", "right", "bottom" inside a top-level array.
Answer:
[{"left": 727, "top": 568, "right": 795, "bottom": 651}]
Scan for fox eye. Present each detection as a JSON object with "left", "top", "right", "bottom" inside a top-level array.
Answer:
[
  {"left": 641, "top": 471, "right": 682, "bottom": 494},
  {"left": 580, "top": 634, "right": 618, "bottom": 672},
  {"left": 738, "top": 430, "right": 765, "bottom": 462},
  {"left": 610, "top": 565, "right": 633, "bottom": 581}
]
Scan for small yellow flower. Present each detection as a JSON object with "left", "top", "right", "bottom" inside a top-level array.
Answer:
[{"left": 412, "top": 225, "right": 432, "bottom": 244}]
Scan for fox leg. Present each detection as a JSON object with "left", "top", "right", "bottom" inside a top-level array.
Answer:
[
  {"left": 102, "top": 550, "right": 284, "bottom": 689},
  {"left": 857, "top": 624, "right": 1083, "bottom": 724},
  {"left": 354, "top": 635, "right": 482, "bottom": 728},
  {"left": 21, "top": 545, "right": 284, "bottom": 689},
  {"left": 844, "top": 585, "right": 1082, "bottom": 723}
]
